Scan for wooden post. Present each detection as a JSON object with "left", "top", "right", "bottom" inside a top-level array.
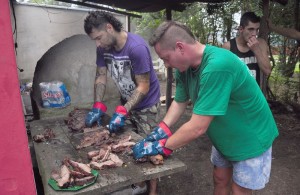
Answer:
[
  {"left": 259, "top": 0, "right": 270, "bottom": 96},
  {"left": 166, "top": 8, "right": 173, "bottom": 111}
]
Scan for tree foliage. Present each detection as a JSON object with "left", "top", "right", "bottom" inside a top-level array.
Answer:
[{"left": 133, "top": 0, "right": 300, "bottom": 103}]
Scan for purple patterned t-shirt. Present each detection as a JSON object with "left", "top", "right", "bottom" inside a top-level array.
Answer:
[{"left": 96, "top": 32, "right": 160, "bottom": 110}]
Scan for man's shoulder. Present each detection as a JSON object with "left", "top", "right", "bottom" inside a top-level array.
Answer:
[
  {"left": 257, "top": 37, "right": 267, "bottom": 44},
  {"left": 127, "top": 33, "right": 146, "bottom": 44},
  {"left": 222, "top": 41, "right": 231, "bottom": 50},
  {"left": 222, "top": 38, "right": 236, "bottom": 50}
]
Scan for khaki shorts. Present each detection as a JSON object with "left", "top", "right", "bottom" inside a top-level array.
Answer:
[{"left": 127, "top": 103, "right": 160, "bottom": 138}]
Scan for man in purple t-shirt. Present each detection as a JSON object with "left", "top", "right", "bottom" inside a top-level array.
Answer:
[{"left": 84, "top": 11, "right": 160, "bottom": 195}]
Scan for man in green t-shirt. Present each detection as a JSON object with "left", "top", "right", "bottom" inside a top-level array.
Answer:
[{"left": 132, "top": 21, "right": 279, "bottom": 194}]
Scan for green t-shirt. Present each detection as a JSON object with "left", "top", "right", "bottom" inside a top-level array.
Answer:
[{"left": 175, "top": 45, "right": 278, "bottom": 161}]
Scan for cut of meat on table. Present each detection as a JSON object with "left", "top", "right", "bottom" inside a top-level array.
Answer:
[
  {"left": 90, "top": 161, "right": 117, "bottom": 170},
  {"left": 74, "top": 176, "right": 95, "bottom": 186},
  {"left": 136, "top": 154, "right": 165, "bottom": 165},
  {"left": 76, "top": 130, "right": 110, "bottom": 149},
  {"left": 51, "top": 164, "right": 71, "bottom": 188},
  {"left": 149, "top": 154, "right": 164, "bottom": 165},
  {"left": 64, "top": 108, "right": 89, "bottom": 132},
  {"left": 70, "top": 170, "right": 86, "bottom": 179},
  {"left": 109, "top": 153, "right": 124, "bottom": 167},
  {"left": 111, "top": 141, "right": 136, "bottom": 153},
  {"left": 68, "top": 160, "right": 92, "bottom": 176},
  {"left": 93, "top": 148, "right": 111, "bottom": 162},
  {"left": 89, "top": 153, "right": 124, "bottom": 170},
  {"left": 32, "top": 128, "right": 55, "bottom": 143},
  {"left": 51, "top": 159, "right": 96, "bottom": 189}
]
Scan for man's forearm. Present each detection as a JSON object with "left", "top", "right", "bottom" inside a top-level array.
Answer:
[
  {"left": 253, "top": 40, "right": 271, "bottom": 76},
  {"left": 124, "top": 73, "right": 150, "bottom": 112},
  {"left": 94, "top": 82, "right": 106, "bottom": 102},
  {"left": 94, "top": 66, "right": 107, "bottom": 102},
  {"left": 163, "top": 100, "right": 188, "bottom": 128},
  {"left": 124, "top": 89, "right": 145, "bottom": 112},
  {"left": 256, "top": 54, "right": 271, "bottom": 76}
]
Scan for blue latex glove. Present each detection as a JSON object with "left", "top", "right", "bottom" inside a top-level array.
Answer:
[
  {"left": 85, "top": 102, "right": 107, "bottom": 127},
  {"left": 145, "top": 122, "right": 172, "bottom": 142},
  {"left": 133, "top": 139, "right": 173, "bottom": 160},
  {"left": 108, "top": 105, "right": 127, "bottom": 133}
]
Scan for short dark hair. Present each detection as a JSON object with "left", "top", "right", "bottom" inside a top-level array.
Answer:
[
  {"left": 84, "top": 11, "right": 123, "bottom": 34},
  {"left": 240, "top": 12, "right": 260, "bottom": 27},
  {"left": 149, "top": 21, "right": 196, "bottom": 49}
]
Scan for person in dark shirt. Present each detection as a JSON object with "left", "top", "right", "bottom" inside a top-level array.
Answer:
[{"left": 222, "top": 12, "right": 272, "bottom": 87}]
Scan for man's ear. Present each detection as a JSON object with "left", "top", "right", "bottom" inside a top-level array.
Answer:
[
  {"left": 176, "top": 42, "right": 184, "bottom": 54},
  {"left": 238, "top": 26, "right": 244, "bottom": 32},
  {"left": 106, "top": 23, "right": 113, "bottom": 33}
]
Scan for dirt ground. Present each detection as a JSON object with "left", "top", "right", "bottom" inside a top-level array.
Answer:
[{"left": 155, "top": 81, "right": 300, "bottom": 195}]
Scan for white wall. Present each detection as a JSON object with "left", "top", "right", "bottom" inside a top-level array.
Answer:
[{"left": 13, "top": 2, "right": 126, "bottom": 82}]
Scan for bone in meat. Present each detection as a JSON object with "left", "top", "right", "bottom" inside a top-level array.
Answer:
[
  {"left": 149, "top": 154, "right": 164, "bottom": 165},
  {"left": 74, "top": 175, "right": 95, "bottom": 186},
  {"left": 76, "top": 130, "right": 110, "bottom": 149},
  {"left": 56, "top": 165, "right": 71, "bottom": 188},
  {"left": 70, "top": 170, "right": 86, "bottom": 179},
  {"left": 136, "top": 154, "right": 164, "bottom": 165},
  {"left": 111, "top": 141, "right": 136, "bottom": 153},
  {"left": 90, "top": 160, "right": 117, "bottom": 170},
  {"left": 91, "top": 148, "right": 108, "bottom": 162},
  {"left": 68, "top": 160, "right": 92, "bottom": 176},
  {"left": 32, "top": 128, "right": 55, "bottom": 143},
  {"left": 109, "top": 153, "right": 124, "bottom": 167}
]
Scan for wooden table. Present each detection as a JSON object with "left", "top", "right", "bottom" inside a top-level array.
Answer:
[{"left": 30, "top": 117, "right": 186, "bottom": 195}]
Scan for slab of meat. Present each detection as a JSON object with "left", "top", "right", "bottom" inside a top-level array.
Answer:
[
  {"left": 149, "top": 155, "right": 164, "bottom": 165},
  {"left": 53, "top": 164, "right": 71, "bottom": 188},
  {"left": 89, "top": 152, "right": 124, "bottom": 170},
  {"left": 70, "top": 170, "right": 86, "bottom": 179},
  {"left": 109, "top": 153, "right": 124, "bottom": 167},
  {"left": 136, "top": 154, "right": 164, "bottom": 165},
  {"left": 90, "top": 160, "right": 118, "bottom": 170},
  {"left": 111, "top": 141, "right": 135, "bottom": 153},
  {"left": 87, "top": 150, "right": 101, "bottom": 159},
  {"left": 68, "top": 160, "right": 92, "bottom": 176},
  {"left": 33, "top": 128, "right": 55, "bottom": 143},
  {"left": 64, "top": 108, "right": 89, "bottom": 132},
  {"left": 74, "top": 175, "right": 95, "bottom": 186},
  {"left": 51, "top": 159, "right": 97, "bottom": 189},
  {"left": 76, "top": 130, "right": 110, "bottom": 149}
]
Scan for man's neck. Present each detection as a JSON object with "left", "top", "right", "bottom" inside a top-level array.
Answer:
[
  {"left": 191, "top": 42, "right": 205, "bottom": 69},
  {"left": 114, "top": 31, "right": 128, "bottom": 51},
  {"left": 236, "top": 36, "right": 248, "bottom": 47},
  {"left": 236, "top": 36, "right": 250, "bottom": 52}
]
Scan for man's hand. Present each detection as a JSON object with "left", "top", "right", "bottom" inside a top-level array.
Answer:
[
  {"left": 247, "top": 36, "right": 260, "bottom": 53},
  {"left": 133, "top": 139, "right": 172, "bottom": 160},
  {"left": 144, "top": 122, "right": 172, "bottom": 142},
  {"left": 85, "top": 102, "right": 107, "bottom": 127},
  {"left": 108, "top": 105, "right": 127, "bottom": 133}
]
